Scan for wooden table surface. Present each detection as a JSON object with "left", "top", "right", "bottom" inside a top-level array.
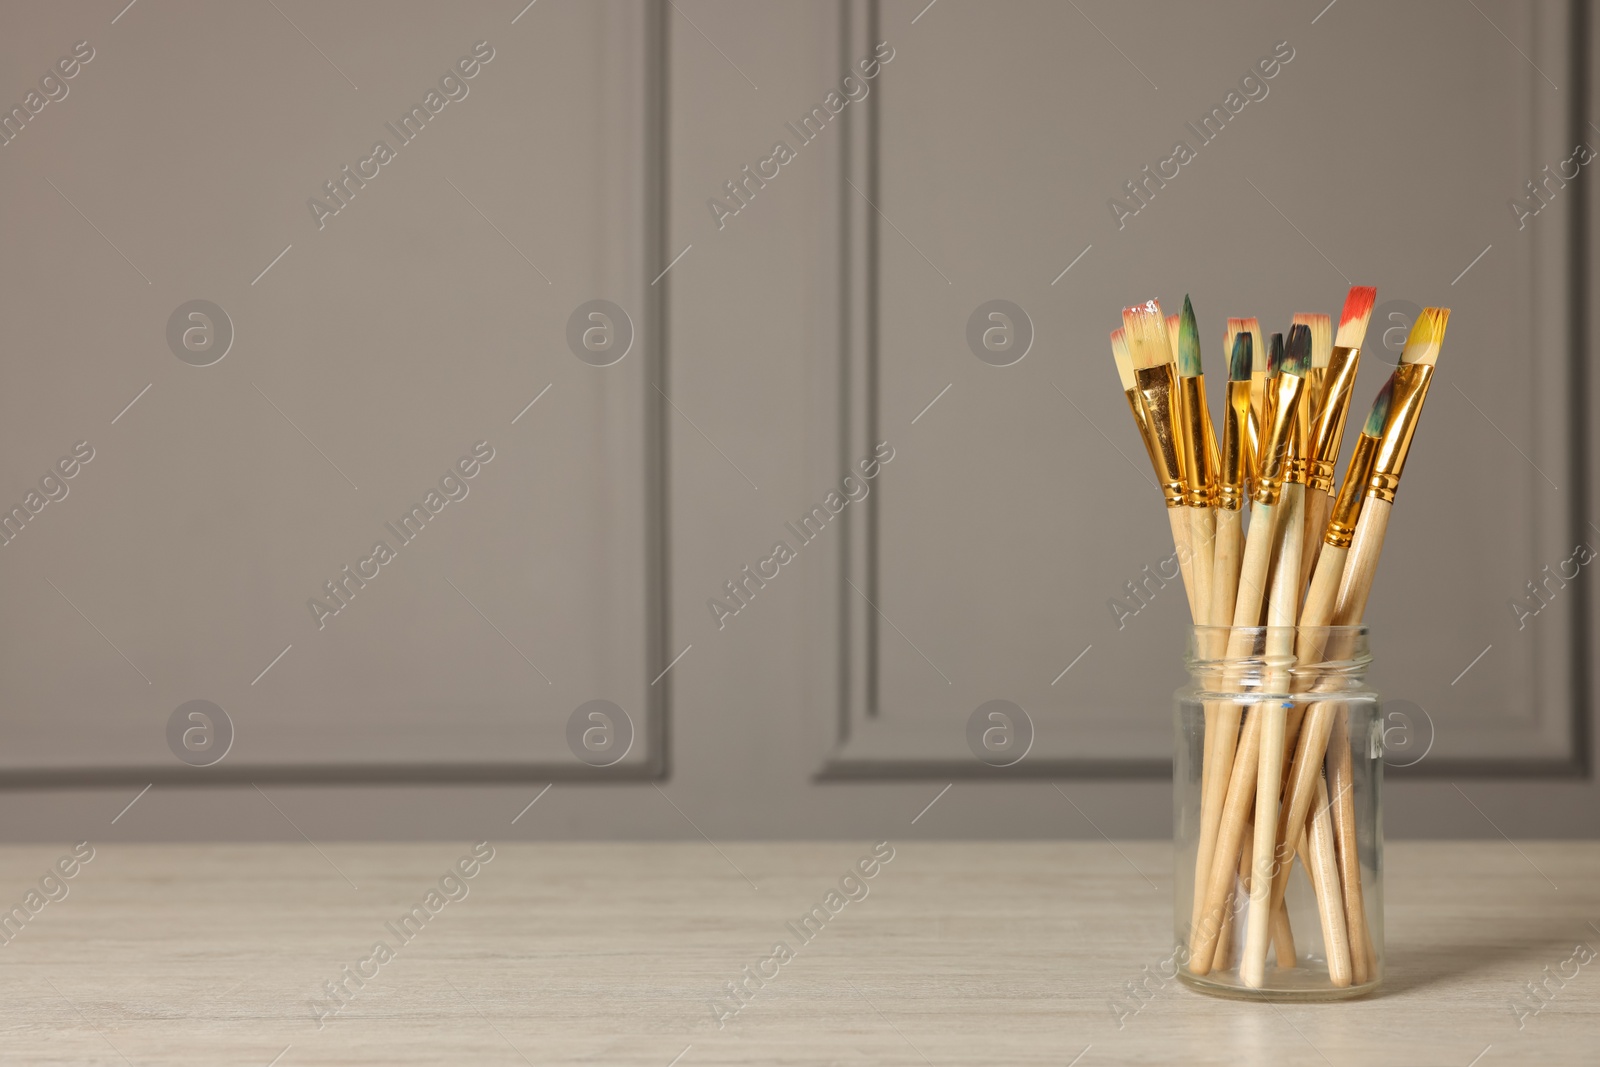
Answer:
[{"left": 1, "top": 840, "right": 1596, "bottom": 1065}]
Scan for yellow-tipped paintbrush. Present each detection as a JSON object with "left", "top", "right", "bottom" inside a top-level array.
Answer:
[{"left": 1121, "top": 300, "right": 1201, "bottom": 618}]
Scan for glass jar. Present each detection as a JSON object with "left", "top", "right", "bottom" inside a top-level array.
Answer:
[{"left": 1173, "top": 625, "right": 1383, "bottom": 999}]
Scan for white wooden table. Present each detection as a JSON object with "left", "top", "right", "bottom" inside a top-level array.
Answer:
[{"left": 1, "top": 841, "right": 1595, "bottom": 1065}]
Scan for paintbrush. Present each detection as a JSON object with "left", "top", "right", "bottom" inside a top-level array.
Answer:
[
  {"left": 1247, "top": 318, "right": 1269, "bottom": 471},
  {"left": 1112, "top": 329, "right": 1163, "bottom": 480},
  {"left": 1334, "top": 308, "right": 1449, "bottom": 623},
  {"left": 1240, "top": 323, "right": 1312, "bottom": 988},
  {"left": 1122, "top": 300, "right": 1201, "bottom": 617},
  {"left": 1293, "top": 311, "right": 1332, "bottom": 589},
  {"left": 1189, "top": 329, "right": 1306, "bottom": 977},
  {"left": 1177, "top": 296, "right": 1219, "bottom": 630},
  {"left": 1188, "top": 329, "right": 1253, "bottom": 950},
  {"left": 1301, "top": 287, "right": 1377, "bottom": 590},
  {"left": 1270, "top": 376, "right": 1393, "bottom": 921},
  {"left": 1323, "top": 308, "right": 1449, "bottom": 968}
]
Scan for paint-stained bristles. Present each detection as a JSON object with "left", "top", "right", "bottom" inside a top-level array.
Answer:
[
  {"left": 1336, "top": 285, "right": 1378, "bottom": 348},
  {"left": 1225, "top": 317, "right": 1249, "bottom": 361},
  {"left": 1111, "top": 329, "right": 1136, "bottom": 390},
  {"left": 1400, "top": 307, "right": 1450, "bottom": 366},
  {"left": 1267, "top": 332, "right": 1285, "bottom": 376},
  {"left": 1178, "top": 295, "right": 1203, "bottom": 377},
  {"left": 1285, "top": 323, "right": 1312, "bottom": 376},
  {"left": 1245, "top": 318, "right": 1266, "bottom": 375},
  {"left": 1122, "top": 300, "right": 1173, "bottom": 370},
  {"left": 1229, "top": 331, "right": 1252, "bottom": 381},
  {"left": 1363, "top": 374, "right": 1395, "bottom": 435}
]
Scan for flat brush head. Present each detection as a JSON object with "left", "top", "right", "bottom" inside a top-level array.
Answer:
[
  {"left": 1285, "top": 323, "right": 1312, "bottom": 376},
  {"left": 1293, "top": 313, "right": 1332, "bottom": 368},
  {"left": 1224, "top": 317, "right": 1249, "bottom": 359},
  {"left": 1110, "top": 328, "right": 1135, "bottom": 390},
  {"left": 1363, "top": 374, "right": 1394, "bottom": 436},
  {"left": 1267, "top": 332, "right": 1285, "bottom": 377},
  {"left": 1121, "top": 299, "right": 1172, "bottom": 371},
  {"left": 1228, "top": 331, "right": 1252, "bottom": 381},
  {"left": 1245, "top": 318, "right": 1266, "bottom": 375},
  {"left": 1401, "top": 307, "right": 1450, "bottom": 365},
  {"left": 1177, "top": 295, "right": 1203, "bottom": 377},
  {"left": 1336, "top": 285, "right": 1378, "bottom": 348}
]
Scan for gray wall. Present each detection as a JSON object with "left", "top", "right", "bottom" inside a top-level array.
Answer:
[{"left": 0, "top": 0, "right": 1596, "bottom": 840}]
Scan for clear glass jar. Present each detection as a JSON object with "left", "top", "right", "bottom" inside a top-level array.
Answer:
[{"left": 1174, "top": 626, "right": 1383, "bottom": 999}]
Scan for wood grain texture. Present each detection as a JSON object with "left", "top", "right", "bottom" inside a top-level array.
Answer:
[{"left": 0, "top": 842, "right": 1596, "bottom": 1065}]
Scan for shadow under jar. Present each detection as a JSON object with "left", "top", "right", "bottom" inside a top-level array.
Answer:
[{"left": 1174, "top": 625, "right": 1383, "bottom": 1000}]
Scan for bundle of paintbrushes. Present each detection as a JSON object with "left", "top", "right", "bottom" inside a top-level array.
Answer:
[{"left": 1111, "top": 288, "right": 1450, "bottom": 996}]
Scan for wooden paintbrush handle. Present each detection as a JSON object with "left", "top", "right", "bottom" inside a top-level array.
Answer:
[
  {"left": 1213, "top": 816, "right": 1252, "bottom": 970},
  {"left": 1168, "top": 507, "right": 1199, "bottom": 619},
  {"left": 1299, "top": 488, "right": 1333, "bottom": 595},
  {"left": 1334, "top": 498, "right": 1392, "bottom": 625},
  {"left": 1271, "top": 892, "right": 1297, "bottom": 968},
  {"left": 1188, "top": 706, "right": 1262, "bottom": 975},
  {"left": 1229, "top": 503, "right": 1277, "bottom": 631},
  {"left": 1269, "top": 702, "right": 1335, "bottom": 908},
  {"left": 1209, "top": 507, "right": 1244, "bottom": 630},
  {"left": 1189, "top": 506, "right": 1215, "bottom": 627},
  {"left": 1242, "top": 702, "right": 1287, "bottom": 988},
  {"left": 1328, "top": 710, "right": 1372, "bottom": 984},
  {"left": 1308, "top": 774, "right": 1353, "bottom": 986},
  {"left": 1190, "top": 702, "right": 1241, "bottom": 950}
]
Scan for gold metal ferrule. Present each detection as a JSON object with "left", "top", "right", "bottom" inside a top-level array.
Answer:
[
  {"left": 1286, "top": 366, "right": 1315, "bottom": 485},
  {"left": 1133, "top": 363, "right": 1187, "bottom": 508},
  {"left": 1178, "top": 375, "right": 1218, "bottom": 508},
  {"left": 1306, "top": 345, "right": 1361, "bottom": 494},
  {"left": 1251, "top": 372, "right": 1305, "bottom": 506},
  {"left": 1122, "top": 388, "right": 1161, "bottom": 476},
  {"left": 1324, "top": 432, "right": 1378, "bottom": 548},
  {"left": 1216, "top": 379, "right": 1253, "bottom": 511},
  {"left": 1249, "top": 370, "right": 1268, "bottom": 453},
  {"left": 1366, "top": 362, "right": 1435, "bottom": 503}
]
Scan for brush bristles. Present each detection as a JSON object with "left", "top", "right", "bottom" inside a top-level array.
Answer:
[
  {"left": 1336, "top": 285, "right": 1378, "bottom": 348},
  {"left": 1111, "top": 329, "right": 1135, "bottom": 390},
  {"left": 1229, "top": 331, "right": 1252, "bottom": 381},
  {"left": 1224, "top": 317, "right": 1249, "bottom": 363},
  {"left": 1364, "top": 374, "right": 1395, "bottom": 435},
  {"left": 1401, "top": 307, "right": 1450, "bottom": 366},
  {"left": 1166, "top": 315, "right": 1181, "bottom": 361},
  {"left": 1245, "top": 318, "right": 1265, "bottom": 375},
  {"left": 1178, "top": 295, "right": 1203, "bottom": 377},
  {"left": 1285, "top": 323, "right": 1312, "bottom": 376},
  {"left": 1267, "top": 332, "right": 1285, "bottom": 376},
  {"left": 1307, "top": 315, "right": 1333, "bottom": 368},
  {"left": 1122, "top": 300, "right": 1172, "bottom": 371}
]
